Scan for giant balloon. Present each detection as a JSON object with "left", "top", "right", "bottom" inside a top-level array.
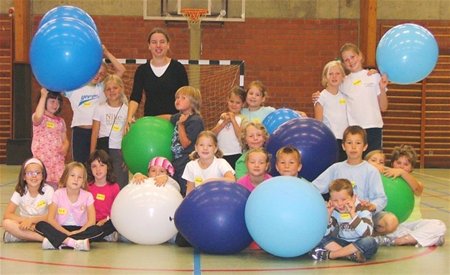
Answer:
[
  {"left": 266, "top": 118, "right": 338, "bottom": 181},
  {"left": 245, "top": 176, "right": 328, "bottom": 257},
  {"left": 175, "top": 181, "right": 252, "bottom": 254},
  {"left": 262, "top": 108, "right": 301, "bottom": 135},
  {"left": 376, "top": 23, "right": 439, "bottom": 84},
  {"left": 381, "top": 175, "right": 415, "bottom": 223},
  {"left": 30, "top": 17, "right": 102, "bottom": 91},
  {"left": 38, "top": 5, "right": 98, "bottom": 32},
  {"left": 111, "top": 179, "right": 183, "bottom": 245},
  {"left": 122, "top": 117, "right": 174, "bottom": 174}
]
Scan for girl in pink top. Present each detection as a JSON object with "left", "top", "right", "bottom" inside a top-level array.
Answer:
[
  {"left": 237, "top": 148, "right": 272, "bottom": 192},
  {"left": 87, "top": 150, "right": 120, "bottom": 241},
  {"left": 35, "top": 162, "right": 103, "bottom": 251},
  {"left": 31, "top": 88, "right": 69, "bottom": 190}
]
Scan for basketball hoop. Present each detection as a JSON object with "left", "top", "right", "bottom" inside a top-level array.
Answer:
[{"left": 181, "top": 8, "right": 208, "bottom": 28}]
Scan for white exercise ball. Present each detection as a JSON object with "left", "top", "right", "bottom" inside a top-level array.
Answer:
[{"left": 111, "top": 179, "right": 183, "bottom": 245}]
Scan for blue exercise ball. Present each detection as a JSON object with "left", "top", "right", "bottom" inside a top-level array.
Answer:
[
  {"left": 266, "top": 118, "right": 338, "bottom": 181},
  {"left": 262, "top": 108, "right": 301, "bottom": 135},
  {"left": 376, "top": 23, "right": 439, "bottom": 84},
  {"left": 38, "top": 5, "right": 98, "bottom": 32},
  {"left": 174, "top": 181, "right": 253, "bottom": 254},
  {"left": 245, "top": 176, "right": 328, "bottom": 258},
  {"left": 30, "top": 17, "right": 102, "bottom": 91}
]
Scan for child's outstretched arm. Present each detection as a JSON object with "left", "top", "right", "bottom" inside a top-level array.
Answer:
[
  {"left": 103, "top": 45, "right": 126, "bottom": 78},
  {"left": 383, "top": 168, "right": 423, "bottom": 196},
  {"left": 32, "top": 88, "right": 48, "bottom": 125},
  {"left": 177, "top": 114, "right": 192, "bottom": 148},
  {"left": 378, "top": 74, "right": 388, "bottom": 112},
  {"left": 131, "top": 172, "right": 148, "bottom": 184}
]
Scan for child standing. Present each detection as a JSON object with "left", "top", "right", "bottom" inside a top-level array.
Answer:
[
  {"left": 309, "top": 179, "right": 378, "bottom": 263},
  {"left": 182, "top": 131, "right": 235, "bottom": 195},
  {"left": 86, "top": 150, "right": 120, "bottom": 242},
  {"left": 339, "top": 43, "right": 388, "bottom": 155},
  {"left": 366, "top": 146, "right": 446, "bottom": 247},
  {"left": 312, "top": 125, "right": 398, "bottom": 235},
  {"left": 35, "top": 162, "right": 103, "bottom": 251},
  {"left": 90, "top": 74, "right": 129, "bottom": 189},
  {"left": 32, "top": 88, "right": 69, "bottom": 189},
  {"left": 275, "top": 146, "right": 302, "bottom": 177},
  {"left": 2, "top": 158, "right": 54, "bottom": 243},
  {"left": 314, "top": 60, "right": 348, "bottom": 161},
  {"left": 234, "top": 122, "right": 269, "bottom": 180},
  {"left": 131, "top": 156, "right": 180, "bottom": 192},
  {"left": 240, "top": 80, "right": 276, "bottom": 123},
  {"left": 211, "top": 86, "right": 246, "bottom": 168},
  {"left": 237, "top": 148, "right": 271, "bottom": 192},
  {"left": 159, "top": 86, "right": 205, "bottom": 196}
]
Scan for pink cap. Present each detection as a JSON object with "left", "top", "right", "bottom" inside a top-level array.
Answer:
[{"left": 148, "top": 157, "right": 174, "bottom": 176}]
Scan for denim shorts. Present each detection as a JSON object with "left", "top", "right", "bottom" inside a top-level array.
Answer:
[{"left": 319, "top": 235, "right": 379, "bottom": 260}]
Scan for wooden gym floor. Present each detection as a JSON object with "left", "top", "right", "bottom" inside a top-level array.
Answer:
[{"left": 0, "top": 165, "right": 448, "bottom": 274}]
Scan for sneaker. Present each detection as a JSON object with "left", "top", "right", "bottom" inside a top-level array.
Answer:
[
  {"left": 73, "top": 239, "right": 90, "bottom": 251},
  {"left": 42, "top": 238, "right": 56, "bottom": 250},
  {"left": 435, "top": 236, "right": 445, "bottom": 246},
  {"left": 103, "top": 231, "right": 119, "bottom": 242},
  {"left": 309, "top": 247, "right": 330, "bottom": 261},
  {"left": 374, "top": 235, "right": 394, "bottom": 246},
  {"left": 346, "top": 251, "right": 366, "bottom": 263},
  {"left": 3, "top": 232, "right": 23, "bottom": 243}
]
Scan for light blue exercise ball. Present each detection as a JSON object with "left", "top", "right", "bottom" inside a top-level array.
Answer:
[
  {"left": 245, "top": 176, "right": 328, "bottom": 258},
  {"left": 38, "top": 5, "right": 98, "bottom": 32},
  {"left": 376, "top": 23, "right": 439, "bottom": 85},
  {"left": 262, "top": 108, "right": 301, "bottom": 135},
  {"left": 30, "top": 17, "right": 102, "bottom": 91}
]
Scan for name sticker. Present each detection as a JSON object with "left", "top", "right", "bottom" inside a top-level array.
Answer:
[
  {"left": 57, "top": 208, "right": 67, "bottom": 215},
  {"left": 96, "top": 193, "right": 106, "bottom": 201},
  {"left": 352, "top": 79, "right": 362, "bottom": 86},
  {"left": 339, "top": 98, "right": 346, "bottom": 105},
  {"left": 194, "top": 177, "right": 203, "bottom": 186},
  {"left": 112, "top": 124, "right": 121, "bottom": 132},
  {"left": 37, "top": 200, "right": 46, "bottom": 208},
  {"left": 46, "top": 121, "right": 55, "bottom": 128},
  {"left": 340, "top": 213, "right": 351, "bottom": 219}
]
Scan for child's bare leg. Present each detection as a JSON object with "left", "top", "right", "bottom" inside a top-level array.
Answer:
[{"left": 2, "top": 219, "right": 44, "bottom": 241}]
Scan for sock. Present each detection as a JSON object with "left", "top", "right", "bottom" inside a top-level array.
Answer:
[{"left": 66, "top": 238, "right": 77, "bottom": 248}]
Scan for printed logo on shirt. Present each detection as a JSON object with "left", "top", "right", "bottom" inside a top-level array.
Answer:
[
  {"left": 46, "top": 121, "right": 55, "bottom": 129},
  {"left": 96, "top": 193, "right": 106, "bottom": 201},
  {"left": 78, "top": 95, "right": 99, "bottom": 107},
  {"left": 58, "top": 208, "right": 67, "bottom": 215},
  {"left": 339, "top": 98, "right": 346, "bottom": 105},
  {"left": 194, "top": 176, "right": 203, "bottom": 186},
  {"left": 37, "top": 200, "right": 46, "bottom": 208},
  {"left": 352, "top": 79, "right": 362, "bottom": 86}
]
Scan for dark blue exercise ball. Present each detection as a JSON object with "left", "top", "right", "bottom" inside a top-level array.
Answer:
[
  {"left": 174, "top": 181, "right": 252, "bottom": 254},
  {"left": 38, "top": 5, "right": 98, "bottom": 32},
  {"left": 266, "top": 118, "right": 338, "bottom": 181},
  {"left": 30, "top": 17, "right": 102, "bottom": 91},
  {"left": 262, "top": 108, "right": 301, "bottom": 135}
]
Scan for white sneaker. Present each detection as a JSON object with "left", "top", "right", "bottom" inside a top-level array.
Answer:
[
  {"left": 3, "top": 232, "right": 23, "bottom": 243},
  {"left": 103, "top": 231, "right": 119, "bottom": 242},
  {"left": 42, "top": 238, "right": 56, "bottom": 250},
  {"left": 73, "top": 239, "right": 90, "bottom": 251}
]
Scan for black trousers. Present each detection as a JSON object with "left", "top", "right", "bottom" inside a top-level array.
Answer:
[{"left": 35, "top": 221, "right": 103, "bottom": 248}]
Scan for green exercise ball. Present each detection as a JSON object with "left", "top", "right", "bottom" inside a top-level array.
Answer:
[
  {"left": 381, "top": 174, "right": 415, "bottom": 223},
  {"left": 122, "top": 117, "right": 174, "bottom": 174}
]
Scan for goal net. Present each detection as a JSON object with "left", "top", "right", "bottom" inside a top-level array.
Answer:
[{"left": 107, "top": 59, "right": 244, "bottom": 130}]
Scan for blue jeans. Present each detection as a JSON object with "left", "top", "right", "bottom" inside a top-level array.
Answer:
[{"left": 319, "top": 235, "right": 378, "bottom": 260}]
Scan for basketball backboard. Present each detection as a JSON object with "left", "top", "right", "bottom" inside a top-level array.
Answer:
[{"left": 143, "top": 0, "right": 245, "bottom": 22}]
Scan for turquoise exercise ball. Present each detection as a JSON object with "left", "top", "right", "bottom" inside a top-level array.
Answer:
[
  {"left": 381, "top": 175, "right": 415, "bottom": 223},
  {"left": 38, "top": 5, "right": 98, "bottom": 32},
  {"left": 376, "top": 23, "right": 438, "bottom": 84},
  {"left": 122, "top": 117, "right": 174, "bottom": 174},
  {"left": 245, "top": 176, "right": 328, "bottom": 258},
  {"left": 30, "top": 17, "right": 102, "bottom": 91}
]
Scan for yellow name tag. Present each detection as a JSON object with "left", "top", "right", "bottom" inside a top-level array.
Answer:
[
  {"left": 37, "top": 200, "right": 46, "bottom": 208},
  {"left": 96, "top": 193, "right": 106, "bottom": 201},
  {"left": 339, "top": 98, "right": 346, "bottom": 105},
  {"left": 57, "top": 208, "right": 67, "bottom": 215},
  {"left": 112, "top": 124, "right": 120, "bottom": 132},
  {"left": 46, "top": 121, "right": 55, "bottom": 128},
  {"left": 194, "top": 177, "right": 203, "bottom": 186},
  {"left": 351, "top": 181, "right": 356, "bottom": 188},
  {"left": 352, "top": 79, "right": 362, "bottom": 86},
  {"left": 83, "top": 102, "right": 92, "bottom": 107},
  {"left": 340, "top": 213, "right": 351, "bottom": 219}
]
